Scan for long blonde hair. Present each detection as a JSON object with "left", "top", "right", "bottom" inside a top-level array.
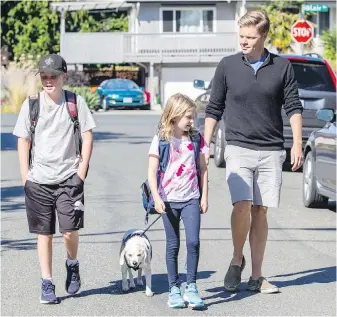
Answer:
[{"left": 157, "top": 93, "right": 198, "bottom": 141}]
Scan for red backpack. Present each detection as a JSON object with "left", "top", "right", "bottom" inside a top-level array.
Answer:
[{"left": 28, "top": 90, "right": 82, "bottom": 168}]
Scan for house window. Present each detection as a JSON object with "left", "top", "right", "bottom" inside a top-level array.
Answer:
[
  {"left": 308, "top": 11, "right": 330, "bottom": 38},
  {"left": 161, "top": 8, "right": 215, "bottom": 33}
]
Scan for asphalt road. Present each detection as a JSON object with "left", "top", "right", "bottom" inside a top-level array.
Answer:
[{"left": 1, "top": 111, "right": 336, "bottom": 316}]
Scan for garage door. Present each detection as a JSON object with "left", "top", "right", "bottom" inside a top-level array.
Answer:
[{"left": 161, "top": 65, "right": 216, "bottom": 106}]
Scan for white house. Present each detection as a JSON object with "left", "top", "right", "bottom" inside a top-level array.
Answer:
[{"left": 51, "top": 0, "right": 336, "bottom": 106}]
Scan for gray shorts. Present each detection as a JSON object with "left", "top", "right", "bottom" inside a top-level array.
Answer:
[{"left": 224, "top": 145, "right": 286, "bottom": 208}]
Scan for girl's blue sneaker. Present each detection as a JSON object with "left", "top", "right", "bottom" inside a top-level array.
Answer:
[
  {"left": 183, "top": 283, "right": 205, "bottom": 309},
  {"left": 167, "top": 286, "right": 186, "bottom": 308}
]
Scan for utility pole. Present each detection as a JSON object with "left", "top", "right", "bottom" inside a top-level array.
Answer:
[{"left": 299, "top": 4, "right": 304, "bottom": 55}]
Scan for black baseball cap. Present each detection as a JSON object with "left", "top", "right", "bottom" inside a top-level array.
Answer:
[{"left": 36, "top": 54, "right": 67, "bottom": 75}]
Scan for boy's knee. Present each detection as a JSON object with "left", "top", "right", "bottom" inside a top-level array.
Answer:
[
  {"left": 38, "top": 234, "right": 53, "bottom": 241},
  {"left": 62, "top": 231, "right": 78, "bottom": 240}
]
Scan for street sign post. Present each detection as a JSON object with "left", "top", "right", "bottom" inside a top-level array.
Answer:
[{"left": 291, "top": 20, "right": 314, "bottom": 45}]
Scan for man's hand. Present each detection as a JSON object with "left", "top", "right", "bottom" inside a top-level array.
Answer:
[{"left": 291, "top": 144, "right": 303, "bottom": 171}]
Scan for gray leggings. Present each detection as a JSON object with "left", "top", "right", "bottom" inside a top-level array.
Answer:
[{"left": 162, "top": 199, "right": 201, "bottom": 289}]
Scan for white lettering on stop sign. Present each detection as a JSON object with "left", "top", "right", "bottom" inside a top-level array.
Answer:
[{"left": 293, "top": 27, "right": 312, "bottom": 37}]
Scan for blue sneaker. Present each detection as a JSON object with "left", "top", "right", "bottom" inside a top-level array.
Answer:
[
  {"left": 65, "top": 261, "right": 81, "bottom": 295},
  {"left": 167, "top": 286, "right": 186, "bottom": 308},
  {"left": 183, "top": 283, "right": 204, "bottom": 309},
  {"left": 40, "top": 279, "right": 59, "bottom": 304}
]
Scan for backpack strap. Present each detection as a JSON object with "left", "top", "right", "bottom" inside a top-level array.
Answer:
[
  {"left": 158, "top": 139, "right": 170, "bottom": 172},
  {"left": 65, "top": 90, "right": 82, "bottom": 158},
  {"left": 28, "top": 93, "right": 40, "bottom": 168}
]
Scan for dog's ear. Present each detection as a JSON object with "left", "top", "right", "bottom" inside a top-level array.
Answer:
[
  {"left": 143, "top": 245, "right": 147, "bottom": 262},
  {"left": 120, "top": 248, "right": 126, "bottom": 266},
  {"left": 143, "top": 238, "right": 151, "bottom": 251}
]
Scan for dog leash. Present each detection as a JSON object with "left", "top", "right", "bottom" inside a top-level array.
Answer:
[{"left": 141, "top": 214, "right": 162, "bottom": 236}]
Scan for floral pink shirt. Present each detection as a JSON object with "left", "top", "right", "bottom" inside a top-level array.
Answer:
[{"left": 148, "top": 135, "right": 209, "bottom": 202}]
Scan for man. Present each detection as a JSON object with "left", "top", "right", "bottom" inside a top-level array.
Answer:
[
  {"left": 13, "top": 54, "right": 96, "bottom": 303},
  {"left": 204, "top": 10, "right": 303, "bottom": 293}
]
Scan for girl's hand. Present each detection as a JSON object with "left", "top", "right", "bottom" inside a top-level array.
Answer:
[
  {"left": 154, "top": 198, "right": 166, "bottom": 214},
  {"left": 200, "top": 197, "right": 208, "bottom": 214}
]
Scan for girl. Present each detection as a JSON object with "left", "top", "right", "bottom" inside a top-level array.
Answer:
[{"left": 147, "top": 93, "right": 209, "bottom": 309}]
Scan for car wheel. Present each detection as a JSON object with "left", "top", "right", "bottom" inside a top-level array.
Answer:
[
  {"left": 101, "top": 98, "right": 108, "bottom": 111},
  {"left": 214, "top": 126, "right": 226, "bottom": 168},
  {"left": 302, "top": 151, "right": 328, "bottom": 208},
  {"left": 142, "top": 104, "right": 151, "bottom": 110}
]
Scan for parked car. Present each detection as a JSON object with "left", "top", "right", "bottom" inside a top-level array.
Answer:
[
  {"left": 193, "top": 54, "right": 337, "bottom": 168},
  {"left": 302, "top": 108, "right": 336, "bottom": 207},
  {"left": 96, "top": 79, "right": 150, "bottom": 110}
]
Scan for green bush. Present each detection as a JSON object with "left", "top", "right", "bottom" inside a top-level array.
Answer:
[
  {"left": 64, "top": 86, "right": 99, "bottom": 110},
  {"left": 321, "top": 27, "right": 336, "bottom": 72}
]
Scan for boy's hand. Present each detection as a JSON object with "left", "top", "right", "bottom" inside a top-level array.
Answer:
[
  {"left": 200, "top": 197, "right": 208, "bottom": 214},
  {"left": 22, "top": 177, "right": 27, "bottom": 186},
  {"left": 77, "top": 171, "right": 86, "bottom": 182},
  {"left": 154, "top": 198, "right": 166, "bottom": 214}
]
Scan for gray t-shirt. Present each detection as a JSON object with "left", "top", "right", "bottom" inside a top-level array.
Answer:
[{"left": 13, "top": 90, "right": 96, "bottom": 185}]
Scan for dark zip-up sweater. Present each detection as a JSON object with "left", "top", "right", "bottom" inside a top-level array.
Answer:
[{"left": 205, "top": 50, "right": 303, "bottom": 150}]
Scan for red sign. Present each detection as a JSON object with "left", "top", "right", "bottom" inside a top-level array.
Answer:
[{"left": 291, "top": 20, "right": 314, "bottom": 44}]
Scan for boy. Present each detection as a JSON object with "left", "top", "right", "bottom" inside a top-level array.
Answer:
[{"left": 13, "top": 54, "right": 96, "bottom": 304}]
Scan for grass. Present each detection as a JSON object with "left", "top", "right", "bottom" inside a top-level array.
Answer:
[{"left": 1, "top": 63, "right": 41, "bottom": 114}]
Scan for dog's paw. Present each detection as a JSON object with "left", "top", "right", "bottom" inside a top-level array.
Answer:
[
  {"left": 122, "top": 282, "right": 129, "bottom": 292},
  {"left": 129, "top": 279, "right": 136, "bottom": 289},
  {"left": 137, "top": 279, "right": 144, "bottom": 286},
  {"left": 145, "top": 290, "right": 154, "bottom": 297}
]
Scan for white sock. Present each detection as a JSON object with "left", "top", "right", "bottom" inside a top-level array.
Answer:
[
  {"left": 67, "top": 258, "right": 78, "bottom": 265},
  {"left": 42, "top": 277, "right": 53, "bottom": 283}
]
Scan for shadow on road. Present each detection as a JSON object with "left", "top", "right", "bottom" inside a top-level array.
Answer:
[
  {"left": 93, "top": 132, "right": 151, "bottom": 145},
  {"left": 59, "top": 271, "right": 216, "bottom": 302},
  {"left": 1, "top": 133, "right": 17, "bottom": 151},
  {"left": 204, "top": 265, "right": 336, "bottom": 307},
  {"left": 270, "top": 266, "right": 336, "bottom": 287},
  {"left": 1, "top": 185, "right": 25, "bottom": 212},
  {"left": 93, "top": 131, "right": 125, "bottom": 141}
]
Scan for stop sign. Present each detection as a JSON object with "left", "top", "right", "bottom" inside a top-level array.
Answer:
[{"left": 291, "top": 20, "right": 314, "bottom": 44}]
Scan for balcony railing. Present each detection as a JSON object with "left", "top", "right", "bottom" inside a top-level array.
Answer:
[{"left": 62, "top": 32, "right": 238, "bottom": 64}]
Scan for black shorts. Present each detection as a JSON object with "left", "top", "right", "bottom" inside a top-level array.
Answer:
[{"left": 24, "top": 173, "right": 84, "bottom": 235}]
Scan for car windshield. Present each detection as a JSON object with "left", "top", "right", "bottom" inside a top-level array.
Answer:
[
  {"left": 103, "top": 80, "right": 139, "bottom": 90},
  {"left": 290, "top": 61, "right": 335, "bottom": 92}
]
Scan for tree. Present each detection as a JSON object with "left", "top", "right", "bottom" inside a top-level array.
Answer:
[
  {"left": 260, "top": 0, "right": 313, "bottom": 53},
  {"left": 321, "top": 26, "right": 336, "bottom": 61},
  {"left": 1, "top": 0, "right": 60, "bottom": 60},
  {"left": 321, "top": 26, "right": 336, "bottom": 72},
  {"left": 1, "top": 0, "right": 129, "bottom": 61}
]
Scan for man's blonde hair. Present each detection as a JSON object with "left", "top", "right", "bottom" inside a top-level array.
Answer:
[
  {"left": 157, "top": 93, "right": 198, "bottom": 141},
  {"left": 238, "top": 10, "right": 270, "bottom": 35}
]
